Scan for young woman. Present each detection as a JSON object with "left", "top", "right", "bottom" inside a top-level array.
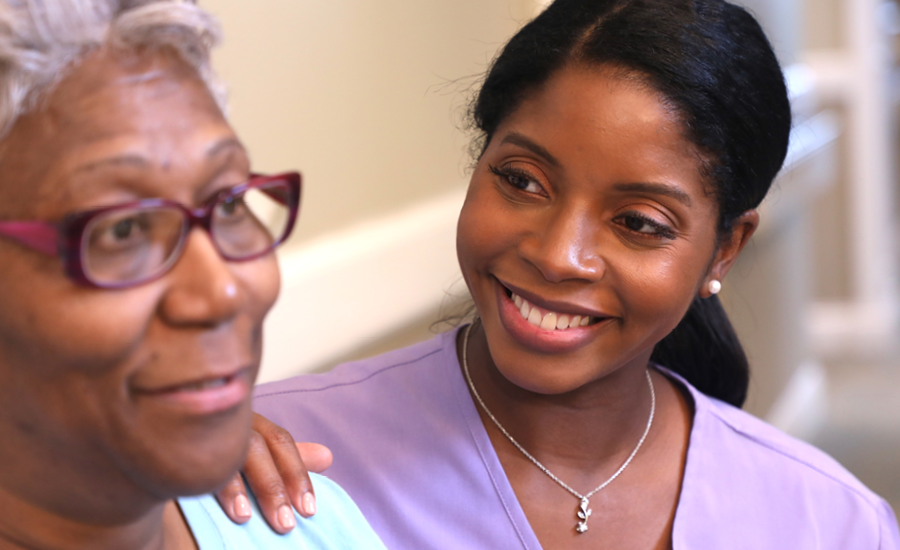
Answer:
[
  {"left": 0, "top": 1, "right": 384, "bottom": 548},
  {"left": 241, "top": 0, "right": 900, "bottom": 548}
]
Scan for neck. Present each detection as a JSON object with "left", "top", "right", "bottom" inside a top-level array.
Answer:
[
  {"left": 461, "top": 323, "right": 656, "bottom": 473},
  {"left": 0, "top": 487, "right": 177, "bottom": 550},
  {"left": 0, "top": 397, "right": 191, "bottom": 550}
]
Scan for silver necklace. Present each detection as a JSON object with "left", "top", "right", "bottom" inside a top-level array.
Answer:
[{"left": 461, "top": 323, "right": 656, "bottom": 535}]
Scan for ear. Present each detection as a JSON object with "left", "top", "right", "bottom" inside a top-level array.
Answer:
[{"left": 700, "top": 210, "right": 759, "bottom": 298}]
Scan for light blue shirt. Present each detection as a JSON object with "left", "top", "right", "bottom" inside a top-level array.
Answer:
[{"left": 179, "top": 473, "right": 387, "bottom": 550}]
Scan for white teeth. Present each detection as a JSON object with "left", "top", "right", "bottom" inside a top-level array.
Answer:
[
  {"left": 510, "top": 292, "right": 593, "bottom": 331},
  {"left": 181, "top": 377, "right": 228, "bottom": 392},
  {"left": 527, "top": 307, "right": 542, "bottom": 326},
  {"left": 540, "top": 312, "right": 558, "bottom": 330}
]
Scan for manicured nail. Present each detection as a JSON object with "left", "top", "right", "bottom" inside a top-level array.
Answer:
[
  {"left": 278, "top": 504, "right": 296, "bottom": 530},
  {"left": 302, "top": 492, "right": 317, "bottom": 516},
  {"left": 234, "top": 494, "right": 251, "bottom": 519}
]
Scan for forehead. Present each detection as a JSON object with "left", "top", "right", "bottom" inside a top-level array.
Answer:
[
  {"left": 499, "top": 64, "right": 704, "bottom": 187},
  {"left": 0, "top": 47, "right": 233, "bottom": 215}
]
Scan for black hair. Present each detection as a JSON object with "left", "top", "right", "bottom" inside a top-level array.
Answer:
[{"left": 470, "top": 0, "right": 792, "bottom": 407}]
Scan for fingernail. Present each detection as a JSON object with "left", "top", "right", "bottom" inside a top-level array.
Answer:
[
  {"left": 278, "top": 504, "right": 296, "bottom": 530},
  {"left": 234, "top": 494, "right": 251, "bottom": 519},
  {"left": 302, "top": 492, "right": 317, "bottom": 516}
]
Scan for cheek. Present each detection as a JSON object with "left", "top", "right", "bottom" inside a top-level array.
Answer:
[
  {"left": 615, "top": 247, "right": 705, "bottom": 336},
  {"left": 229, "top": 253, "right": 281, "bottom": 363},
  {"left": 241, "top": 254, "right": 280, "bottom": 321},
  {"left": 455, "top": 198, "right": 482, "bottom": 278},
  {"left": 456, "top": 181, "right": 518, "bottom": 281},
  {"left": 0, "top": 264, "right": 160, "bottom": 376},
  {"left": 0, "top": 272, "right": 160, "bottom": 458}
]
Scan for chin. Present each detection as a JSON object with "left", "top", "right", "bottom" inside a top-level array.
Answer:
[{"left": 123, "top": 403, "right": 254, "bottom": 499}]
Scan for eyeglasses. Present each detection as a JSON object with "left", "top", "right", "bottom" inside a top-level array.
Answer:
[{"left": 0, "top": 172, "right": 301, "bottom": 289}]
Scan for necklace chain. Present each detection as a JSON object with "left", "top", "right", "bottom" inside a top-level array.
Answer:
[{"left": 460, "top": 322, "right": 656, "bottom": 533}]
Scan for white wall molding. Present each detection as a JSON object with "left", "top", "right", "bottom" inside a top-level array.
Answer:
[{"left": 259, "top": 186, "right": 467, "bottom": 383}]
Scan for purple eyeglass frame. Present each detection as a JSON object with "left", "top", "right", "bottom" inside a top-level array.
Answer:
[{"left": 0, "top": 172, "right": 301, "bottom": 289}]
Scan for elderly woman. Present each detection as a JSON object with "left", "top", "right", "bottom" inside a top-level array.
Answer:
[
  {"left": 234, "top": 0, "right": 900, "bottom": 548},
  {"left": 0, "top": 1, "right": 385, "bottom": 548}
]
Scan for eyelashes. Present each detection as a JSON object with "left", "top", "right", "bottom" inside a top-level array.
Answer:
[
  {"left": 615, "top": 212, "right": 677, "bottom": 240},
  {"left": 489, "top": 164, "right": 546, "bottom": 196},
  {"left": 488, "top": 163, "right": 679, "bottom": 241}
]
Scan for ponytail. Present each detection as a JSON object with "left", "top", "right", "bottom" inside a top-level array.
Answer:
[{"left": 650, "top": 295, "right": 749, "bottom": 407}]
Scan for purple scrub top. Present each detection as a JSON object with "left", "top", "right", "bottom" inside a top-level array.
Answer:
[{"left": 254, "top": 327, "right": 900, "bottom": 549}]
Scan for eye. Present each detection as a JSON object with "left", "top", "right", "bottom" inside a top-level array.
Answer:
[
  {"left": 616, "top": 212, "right": 677, "bottom": 240},
  {"left": 100, "top": 214, "right": 151, "bottom": 244},
  {"left": 489, "top": 165, "right": 546, "bottom": 196},
  {"left": 216, "top": 195, "right": 248, "bottom": 219},
  {"left": 112, "top": 218, "right": 136, "bottom": 240},
  {"left": 87, "top": 212, "right": 154, "bottom": 253}
]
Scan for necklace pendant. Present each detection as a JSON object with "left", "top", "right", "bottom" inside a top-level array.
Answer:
[{"left": 576, "top": 497, "right": 592, "bottom": 533}]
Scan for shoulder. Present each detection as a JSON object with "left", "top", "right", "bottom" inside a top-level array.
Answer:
[
  {"left": 703, "top": 389, "right": 882, "bottom": 506},
  {"left": 251, "top": 328, "right": 464, "bottom": 445},
  {"left": 179, "top": 473, "right": 387, "bottom": 550},
  {"left": 253, "top": 331, "right": 464, "bottom": 427},
  {"left": 669, "top": 369, "right": 900, "bottom": 548},
  {"left": 254, "top": 329, "right": 456, "bottom": 401}
]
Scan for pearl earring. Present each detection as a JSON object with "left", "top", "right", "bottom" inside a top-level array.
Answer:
[{"left": 708, "top": 280, "right": 722, "bottom": 295}]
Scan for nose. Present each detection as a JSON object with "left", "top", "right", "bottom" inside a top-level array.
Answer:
[
  {"left": 158, "top": 228, "right": 244, "bottom": 326},
  {"left": 518, "top": 208, "right": 605, "bottom": 284}
]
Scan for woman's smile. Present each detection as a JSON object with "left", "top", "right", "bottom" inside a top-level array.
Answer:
[
  {"left": 457, "top": 64, "right": 722, "bottom": 394},
  {"left": 131, "top": 366, "right": 255, "bottom": 416},
  {"left": 493, "top": 277, "right": 616, "bottom": 354}
]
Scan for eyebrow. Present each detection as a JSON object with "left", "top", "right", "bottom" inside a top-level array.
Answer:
[
  {"left": 205, "top": 137, "right": 246, "bottom": 160},
  {"left": 498, "top": 132, "right": 693, "bottom": 207},
  {"left": 71, "top": 154, "right": 149, "bottom": 175},
  {"left": 500, "top": 132, "right": 561, "bottom": 167},
  {"left": 70, "top": 137, "right": 245, "bottom": 176},
  {"left": 612, "top": 182, "right": 693, "bottom": 207}
]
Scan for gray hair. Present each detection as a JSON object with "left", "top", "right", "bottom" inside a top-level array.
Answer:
[{"left": 0, "top": 0, "right": 224, "bottom": 139}]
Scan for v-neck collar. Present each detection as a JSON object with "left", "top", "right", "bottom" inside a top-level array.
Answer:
[{"left": 442, "top": 325, "right": 702, "bottom": 550}]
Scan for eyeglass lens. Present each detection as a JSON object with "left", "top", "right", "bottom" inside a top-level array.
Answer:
[
  {"left": 213, "top": 183, "right": 290, "bottom": 259},
  {"left": 80, "top": 180, "right": 292, "bottom": 286}
]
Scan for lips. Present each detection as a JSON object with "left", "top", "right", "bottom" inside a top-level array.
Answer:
[
  {"left": 132, "top": 368, "right": 253, "bottom": 416},
  {"left": 511, "top": 292, "right": 599, "bottom": 331},
  {"left": 493, "top": 279, "right": 614, "bottom": 354}
]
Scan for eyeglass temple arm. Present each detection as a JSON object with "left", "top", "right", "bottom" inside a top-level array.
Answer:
[
  {"left": 260, "top": 187, "right": 290, "bottom": 206},
  {"left": 247, "top": 173, "right": 299, "bottom": 207},
  {"left": 0, "top": 221, "right": 59, "bottom": 255}
]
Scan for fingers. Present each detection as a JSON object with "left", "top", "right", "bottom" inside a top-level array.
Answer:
[
  {"left": 214, "top": 472, "right": 253, "bottom": 524},
  {"left": 220, "top": 413, "right": 331, "bottom": 530},
  {"left": 243, "top": 429, "right": 299, "bottom": 533},
  {"left": 249, "top": 413, "right": 318, "bottom": 521},
  {"left": 296, "top": 442, "right": 333, "bottom": 473}
]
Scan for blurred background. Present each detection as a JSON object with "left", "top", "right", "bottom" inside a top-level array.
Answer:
[{"left": 201, "top": 0, "right": 900, "bottom": 513}]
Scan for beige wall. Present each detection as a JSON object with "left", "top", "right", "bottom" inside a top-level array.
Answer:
[
  {"left": 805, "top": 0, "right": 844, "bottom": 49},
  {"left": 201, "top": 0, "right": 533, "bottom": 242}
]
